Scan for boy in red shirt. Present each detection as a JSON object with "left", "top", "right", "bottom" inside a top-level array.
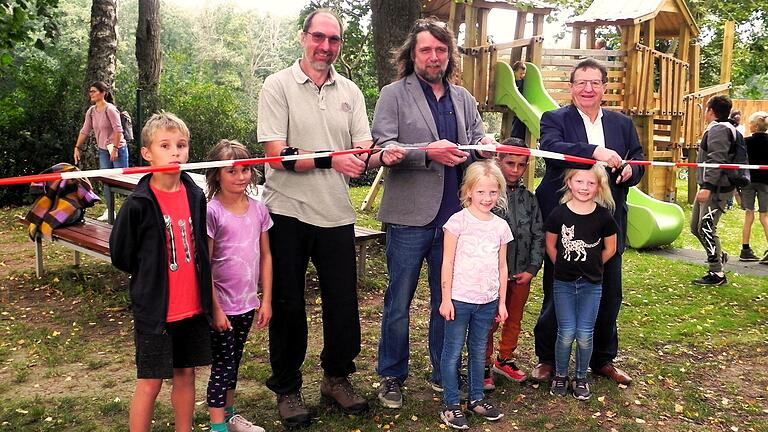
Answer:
[{"left": 111, "top": 112, "right": 214, "bottom": 431}]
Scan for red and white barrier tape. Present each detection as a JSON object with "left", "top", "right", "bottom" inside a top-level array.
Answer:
[{"left": 1, "top": 144, "right": 766, "bottom": 187}]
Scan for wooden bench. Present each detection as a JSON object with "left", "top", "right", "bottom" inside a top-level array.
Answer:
[
  {"left": 19, "top": 216, "right": 112, "bottom": 277},
  {"left": 20, "top": 216, "right": 384, "bottom": 279},
  {"left": 354, "top": 225, "right": 386, "bottom": 278}
]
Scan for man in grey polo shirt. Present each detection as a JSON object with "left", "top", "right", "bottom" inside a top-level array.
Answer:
[{"left": 257, "top": 8, "right": 404, "bottom": 428}]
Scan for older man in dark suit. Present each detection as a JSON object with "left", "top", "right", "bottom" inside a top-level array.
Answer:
[{"left": 532, "top": 58, "right": 645, "bottom": 386}]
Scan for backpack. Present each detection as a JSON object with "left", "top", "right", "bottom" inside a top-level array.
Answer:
[
  {"left": 701, "top": 123, "right": 750, "bottom": 188},
  {"left": 726, "top": 129, "right": 750, "bottom": 187},
  {"left": 120, "top": 111, "right": 134, "bottom": 142}
]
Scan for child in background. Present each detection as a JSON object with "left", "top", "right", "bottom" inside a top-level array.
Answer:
[
  {"left": 110, "top": 112, "right": 214, "bottom": 432},
  {"left": 484, "top": 138, "right": 545, "bottom": 390},
  {"left": 439, "top": 160, "right": 513, "bottom": 429},
  {"left": 544, "top": 165, "right": 617, "bottom": 400},
  {"left": 205, "top": 140, "right": 273, "bottom": 432}
]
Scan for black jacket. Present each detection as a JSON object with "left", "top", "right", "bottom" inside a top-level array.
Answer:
[
  {"left": 110, "top": 172, "right": 213, "bottom": 334},
  {"left": 746, "top": 132, "right": 768, "bottom": 185}
]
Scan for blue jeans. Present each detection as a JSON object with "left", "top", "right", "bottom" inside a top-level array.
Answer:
[
  {"left": 441, "top": 299, "right": 497, "bottom": 405},
  {"left": 378, "top": 224, "right": 446, "bottom": 383},
  {"left": 553, "top": 278, "right": 602, "bottom": 379},
  {"left": 98, "top": 146, "right": 129, "bottom": 213}
]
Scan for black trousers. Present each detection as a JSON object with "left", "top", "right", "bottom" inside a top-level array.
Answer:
[
  {"left": 265, "top": 213, "right": 360, "bottom": 395},
  {"left": 533, "top": 253, "right": 623, "bottom": 369}
]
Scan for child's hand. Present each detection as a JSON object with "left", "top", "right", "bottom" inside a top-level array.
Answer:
[
  {"left": 212, "top": 307, "right": 231, "bottom": 332},
  {"left": 513, "top": 272, "right": 534, "bottom": 285},
  {"left": 496, "top": 304, "right": 508, "bottom": 323},
  {"left": 439, "top": 300, "right": 455, "bottom": 321},
  {"left": 255, "top": 302, "right": 272, "bottom": 330}
]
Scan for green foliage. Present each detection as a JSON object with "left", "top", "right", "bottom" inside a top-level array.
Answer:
[
  {"left": 0, "top": 0, "right": 60, "bottom": 66},
  {"left": 161, "top": 67, "right": 258, "bottom": 163},
  {"left": 0, "top": 42, "right": 86, "bottom": 206}
]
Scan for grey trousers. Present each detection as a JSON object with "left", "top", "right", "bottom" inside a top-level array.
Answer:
[{"left": 690, "top": 190, "right": 728, "bottom": 272}]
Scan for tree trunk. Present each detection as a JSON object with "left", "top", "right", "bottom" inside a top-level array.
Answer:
[
  {"left": 83, "top": 0, "right": 118, "bottom": 169},
  {"left": 136, "top": 0, "right": 161, "bottom": 117},
  {"left": 370, "top": 0, "right": 421, "bottom": 88}
]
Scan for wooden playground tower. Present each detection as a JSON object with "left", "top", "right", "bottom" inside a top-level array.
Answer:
[{"left": 421, "top": 0, "right": 735, "bottom": 203}]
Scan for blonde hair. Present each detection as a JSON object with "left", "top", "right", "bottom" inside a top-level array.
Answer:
[
  {"left": 205, "top": 139, "right": 261, "bottom": 201},
  {"left": 140, "top": 111, "right": 190, "bottom": 149},
  {"left": 748, "top": 111, "right": 768, "bottom": 133},
  {"left": 459, "top": 160, "right": 507, "bottom": 211},
  {"left": 559, "top": 165, "right": 615, "bottom": 212}
]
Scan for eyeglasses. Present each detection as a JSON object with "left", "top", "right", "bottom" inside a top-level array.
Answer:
[
  {"left": 572, "top": 79, "right": 606, "bottom": 89},
  {"left": 305, "top": 31, "right": 343, "bottom": 46}
]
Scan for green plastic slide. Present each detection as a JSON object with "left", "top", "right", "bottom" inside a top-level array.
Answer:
[
  {"left": 494, "top": 61, "right": 559, "bottom": 139},
  {"left": 626, "top": 187, "right": 685, "bottom": 249}
]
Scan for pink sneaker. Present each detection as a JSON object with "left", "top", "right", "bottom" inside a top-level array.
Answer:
[{"left": 493, "top": 359, "right": 526, "bottom": 382}]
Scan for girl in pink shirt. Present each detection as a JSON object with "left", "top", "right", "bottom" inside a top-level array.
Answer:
[
  {"left": 438, "top": 160, "right": 513, "bottom": 429},
  {"left": 205, "top": 140, "right": 272, "bottom": 432}
]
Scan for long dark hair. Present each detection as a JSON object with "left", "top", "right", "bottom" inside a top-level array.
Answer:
[
  {"left": 393, "top": 17, "right": 460, "bottom": 83},
  {"left": 90, "top": 81, "right": 115, "bottom": 104}
]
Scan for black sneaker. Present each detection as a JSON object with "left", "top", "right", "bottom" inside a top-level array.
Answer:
[
  {"left": 692, "top": 271, "right": 727, "bottom": 286},
  {"left": 468, "top": 399, "right": 504, "bottom": 421},
  {"left": 550, "top": 375, "right": 569, "bottom": 397},
  {"left": 440, "top": 404, "right": 469, "bottom": 429},
  {"left": 760, "top": 250, "right": 768, "bottom": 265},
  {"left": 378, "top": 376, "right": 402, "bottom": 409},
  {"left": 739, "top": 248, "right": 760, "bottom": 261},
  {"left": 572, "top": 377, "right": 591, "bottom": 400}
]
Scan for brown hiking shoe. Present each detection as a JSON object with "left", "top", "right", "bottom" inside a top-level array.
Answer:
[
  {"left": 276, "top": 391, "right": 311, "bottom": 428},
  {"left": 320, "top": 375, "right": 369, "bottom": 414}
]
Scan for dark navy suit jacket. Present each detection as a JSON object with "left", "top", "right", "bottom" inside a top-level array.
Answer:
[{"left": 536, "top": 104, "right": 645, "bottom": 253}]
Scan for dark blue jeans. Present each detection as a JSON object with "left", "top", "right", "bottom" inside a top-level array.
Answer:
[
  {"left": 441, "top": 299, "right": 497, "bottom": 405},
  {"left": 377, "top": 224, "right": 445, "bottom": 384},
  {"left": 553, "top": 278, "right": 602, "bottom": 379}
]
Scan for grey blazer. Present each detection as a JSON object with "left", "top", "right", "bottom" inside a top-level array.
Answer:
[{"left": 372, "top": 73, "right": 486, "bottom": 226}]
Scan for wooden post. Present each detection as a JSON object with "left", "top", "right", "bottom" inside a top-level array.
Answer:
[
  {"left": 510, "top": 11, "right": 527, "bottom": 61},
  {"left": 448, "top": 2, "right": 462, "bottom": 37},
  {"left": 687, "top": 43, "right": 701, "bottom": 204},
  {"left": 635, "top": 115, "right": 655, "bottom": 195},
  {"left": 462, "top": 5, "right": 477, "bottom": 91},
  {"left": 524, "top": 129, "right": 535, "bottom": 188},
  {"left": 720, "top": 21, "right": 735, "bottom": 84},
  {"left": 586, "top": 26, "right": 596, "bottom": 50},
  {"left": 622, "top": 24, "right": 640, "bottom": 113},
  {"left": 476, "top": 8, "right": 490, "bottom": 106},
  {"left": 571, "top": 26, "right": 581, "bottom": 49}
]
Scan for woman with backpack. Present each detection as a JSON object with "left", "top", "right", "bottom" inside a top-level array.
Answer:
[{"left": 73, "top": 81, "right": 130, "bottom": 221}]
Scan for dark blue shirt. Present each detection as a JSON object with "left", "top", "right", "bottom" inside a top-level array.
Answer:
[{"left": 418, "top": 77, "right": 462, "bottom": 228}]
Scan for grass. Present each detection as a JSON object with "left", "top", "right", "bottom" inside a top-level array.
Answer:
[{"left": 0, "top": 184, "right": 766, "bottom": 431}]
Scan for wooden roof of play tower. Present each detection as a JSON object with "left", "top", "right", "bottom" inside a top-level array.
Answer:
[{"left": 567, "top": 0, "right": 699, "bottom": 38}]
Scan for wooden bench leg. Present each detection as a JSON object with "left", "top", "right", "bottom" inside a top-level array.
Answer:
[
  {"left": 34, "top": 237, "right": 43, "bottom": 277},
  {"left": 357, "top": 242, "right": 368, "bottom": 279}
]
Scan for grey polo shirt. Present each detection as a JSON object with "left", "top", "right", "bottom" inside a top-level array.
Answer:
[{"left": 257, "top": 60, "right": 372, "bottom": 227}]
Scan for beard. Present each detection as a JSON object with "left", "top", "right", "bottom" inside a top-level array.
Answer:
[
  {"left": 415, "top": 64, "right": 446, "bottom": 83},
  {"left": 306, "top": 50, "right": 337, "bottom": 72}
]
